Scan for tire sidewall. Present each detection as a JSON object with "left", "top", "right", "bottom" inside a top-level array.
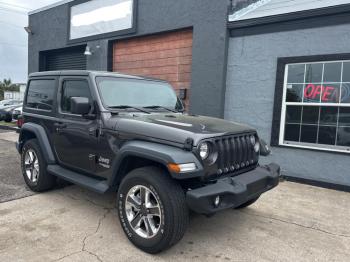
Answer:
[
  {"left": 21, "top": 140, "right": 45, "bottom": 190},
  {"left": 118, "top": 175, "right": 171, "bottom": 250}
]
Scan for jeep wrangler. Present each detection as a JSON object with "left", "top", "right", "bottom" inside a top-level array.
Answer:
[{"left": 16, "top": 71, "right": 280, "bottom": 254}]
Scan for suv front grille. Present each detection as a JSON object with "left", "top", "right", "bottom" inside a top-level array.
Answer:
[{"left": 214, "top": 133, "right": 258, "bottom": 176}]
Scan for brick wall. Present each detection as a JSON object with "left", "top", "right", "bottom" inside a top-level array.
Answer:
[{"left": 113, "top": 29, "right": 193, "bottom": 108}]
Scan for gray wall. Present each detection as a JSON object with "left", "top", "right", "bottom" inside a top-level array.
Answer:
[
  {"left": 225, "top": 23, "right": 350, "bottom": 186},
  {"left": 28, "top": 0, "right": 230, "bottom": 118}
]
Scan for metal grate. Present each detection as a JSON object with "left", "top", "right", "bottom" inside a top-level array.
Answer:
[
  {"left": 214, "top": 134, "right": 258, "bottom": 175},
  {"left": 41, "top": 45, "right": 87, "bottom": 71}
]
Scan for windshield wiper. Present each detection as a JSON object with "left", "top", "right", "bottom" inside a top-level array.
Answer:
[
  {"left": 143, "top": 105, "right": 178, "bottom": 113},
  {"left": 108, "top": 105, "right": 150, "bottom": 114}
]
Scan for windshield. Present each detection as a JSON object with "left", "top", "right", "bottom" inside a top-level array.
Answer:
[{"left": 96, "top": 77, "right": 183, "bottom": 111}]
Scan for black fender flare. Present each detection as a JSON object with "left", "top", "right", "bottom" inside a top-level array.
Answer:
[
  {"left": 18, "top": 123, "right": 56, "bottom": 164},
  {"left": 110, "top": 140, "right": 204, "bottom": 185}
]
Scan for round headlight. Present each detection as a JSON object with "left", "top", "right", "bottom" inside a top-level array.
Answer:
[
  {"left": 250, "top": 135, "right": 256, "bottom": 146},
  {"left": 254, "top": 140, "right": 260, "bottom": 152},
  {"left": 199, "top": 142, "right": 210, "bottom": 160}
]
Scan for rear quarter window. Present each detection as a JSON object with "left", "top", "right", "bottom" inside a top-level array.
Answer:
[{"left": 26, "top": 79, "right": 55, "bottom": 111}]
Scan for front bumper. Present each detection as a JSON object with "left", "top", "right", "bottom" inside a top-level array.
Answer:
[{"left": 186, "top": 163, "right": 280, "bottom": 214}]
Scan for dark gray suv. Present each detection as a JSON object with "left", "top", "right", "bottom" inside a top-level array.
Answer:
[{"left": 16, "top": 70, "right": 280, "bottom": 253}]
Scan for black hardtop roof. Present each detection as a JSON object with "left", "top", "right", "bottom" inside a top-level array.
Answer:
[{"left": 28, "top": 70, "right": 167, "bottom": 82}]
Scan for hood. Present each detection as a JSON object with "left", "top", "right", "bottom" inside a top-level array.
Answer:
[{"left": 107, "top": 113, "right": 256, "bottom": 146}]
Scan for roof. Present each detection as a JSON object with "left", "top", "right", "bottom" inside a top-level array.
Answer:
[
  {"left": 29, "top": 0, "right": 74, "bottom": 15},
  {"left": 229, "top": 0, "right": 350, "bottom": 21},
  {"left": 28, "top": 70, "right": 166, "bottom": 82}
]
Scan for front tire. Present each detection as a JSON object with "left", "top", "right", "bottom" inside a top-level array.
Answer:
[
  {"left": 21, "top": 139, "right": 56, "bottom": 192},
  {"left": 117, "top": 167, "right": 189, "bottom": 254}
]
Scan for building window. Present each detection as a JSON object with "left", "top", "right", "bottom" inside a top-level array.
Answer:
[
  {"left": 69, "top": 0, "right": 135, "bottom": 40},
  {"left": 279, "top": 60, "right": 350, "bottom": 153}
]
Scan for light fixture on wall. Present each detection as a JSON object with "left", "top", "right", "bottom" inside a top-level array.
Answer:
[
  {"left": 84, "top": 45, "right": 100, "bottom": 56},
  {"left": 24, "top": 26, "right": 33, "bottom": 35},
  {"left": 84, "top": 46, "right": 92, "bottom": 56}
]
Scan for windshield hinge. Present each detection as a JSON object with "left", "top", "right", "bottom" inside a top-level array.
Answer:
[{"left": 184, "top": 138, "right": 194, "bottom": 151}]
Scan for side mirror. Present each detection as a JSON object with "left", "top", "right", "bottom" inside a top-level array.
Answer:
[
  {"left": 70, "top": 97, "right": 90, "bottom": 115},
  {"left": 259, "top": 139, "right": 271, "bottom": 156}
]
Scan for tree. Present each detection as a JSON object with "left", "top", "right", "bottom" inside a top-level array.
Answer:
[{"left": 0, "top": 78, "right": 20, "bottom": 100}]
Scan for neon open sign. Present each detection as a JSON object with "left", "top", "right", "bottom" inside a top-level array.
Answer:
[{"left": 304, "top": 84, "right": 339, "bottom": 102}]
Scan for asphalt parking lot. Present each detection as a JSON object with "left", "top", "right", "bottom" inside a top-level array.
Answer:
[
  {"left": 0, "top": 131, "right": 349, "bottom": 262},
  {"left": 0, "top": 131, "right": 35, "bottom": 203}
]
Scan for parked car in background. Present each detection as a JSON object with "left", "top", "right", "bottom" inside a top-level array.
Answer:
[
  {"left": 0, "top": 103, "right": 23, "bottom": 122},
  {"left": 12, "top": 105, "right": 23, "bottom": 120},
  {"left": 0, "top": 99, "right": 22, "bottom": 109}
]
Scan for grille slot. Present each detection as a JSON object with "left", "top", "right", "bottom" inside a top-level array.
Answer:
[{"left": 214, "top": 134, "right": 257, "bottom": 175}]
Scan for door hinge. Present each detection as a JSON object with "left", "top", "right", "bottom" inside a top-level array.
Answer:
[
  {"left": 88, "top": 154, "right": 97, "bottom": 162},
  {"left": 89, "top": 127, "right": 100, "bottom": 137}
]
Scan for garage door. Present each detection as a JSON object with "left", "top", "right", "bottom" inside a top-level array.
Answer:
[
  {"left": 113, "top": 29, "right": 193, "bottom": 107},
  {"left": 41, "top": 45, "right": 87, "bottom": 71}
]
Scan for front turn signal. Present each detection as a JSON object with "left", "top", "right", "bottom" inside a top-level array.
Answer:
[{"left": 167, "top": 163, "right": 196, "bottom": 173}]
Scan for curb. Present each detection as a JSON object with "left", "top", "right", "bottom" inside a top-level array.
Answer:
[
  {"left": 282, "top": 175, "right": 350, "bottom": 193},
  {"left": 0, "top": 124, "right": 19, "bottom": 132}
]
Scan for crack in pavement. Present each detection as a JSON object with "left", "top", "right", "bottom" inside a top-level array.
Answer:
[
  {"left": 82, "top": 208, "right": 111, "bottom": 262},
  {"left": 52, "top": 190, "right": 116, "bottom": 262},
  {"left": 52, "top": 208, "right": 112, "bottom": 262},
  {"left": 239, "top": 210, "right": 350, "bottom": 238},
  {"left": 51, "top": 251, "right": 82, "bottom": 262}
]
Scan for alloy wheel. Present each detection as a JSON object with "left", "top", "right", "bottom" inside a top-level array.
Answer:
[
  {"left": 125, "top": 185, "right": 162, "bottom": 239},
  {"left": 24, "top": 149, "right": 39, "bottom": 183}
]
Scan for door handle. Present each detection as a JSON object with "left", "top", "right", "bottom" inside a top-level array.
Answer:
[{"left": 54, "top": 123, "right": 67, "bottom": 133}]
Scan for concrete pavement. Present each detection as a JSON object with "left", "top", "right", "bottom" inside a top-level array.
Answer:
[
  {"left": 0, "top": 131, "right": 349, "bottom": 261},
  {"left": 0, "top": 131, "right": 19, "bottom": 143},
  {"left": 0, "top": 133, "right": 35, "bottom": 203},
  {"left": 0, "top": 182, "right": 349, "bottom": 262}
]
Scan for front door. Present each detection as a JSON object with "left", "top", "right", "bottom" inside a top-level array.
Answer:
[{"left": 52, "top": 76, "right": 98, "bottom": 174}]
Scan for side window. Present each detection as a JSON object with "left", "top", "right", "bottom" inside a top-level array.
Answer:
[
  {"left": 26, "top": 79, "right": 55, "bottom": 111},
  {"left": 61, "top": 80, "right": 92, "bottom": 113}
]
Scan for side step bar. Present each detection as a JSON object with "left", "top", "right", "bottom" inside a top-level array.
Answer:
[{"left": 47, "top": 165, "right": 109, "bottom": 194}]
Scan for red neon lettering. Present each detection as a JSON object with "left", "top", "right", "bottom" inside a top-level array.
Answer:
[
  {"left": 303, "top": 84, "right": 336, "bottom": 102},
  {"left": 322, "top": 86, "right": 334, "bottom": 102},
  {"left": 304, "top": 84, "right": 315, "bottom": 98},
  {"left": 313, "top": 85, "right": 322, "bottom": 99}
]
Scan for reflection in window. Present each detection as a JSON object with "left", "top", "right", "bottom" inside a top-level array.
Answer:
[
  {"left": 61, "top": 80, "right": 92, "bottom": 113},
  {"left": 286, "top": 84, "right": 303, "bottom": 102},
  {"left": 281, "top": 60, "right": 350, "bottom": 152},
  {"left": 26, "top": 79, "right": 55, "bottom": 111}
]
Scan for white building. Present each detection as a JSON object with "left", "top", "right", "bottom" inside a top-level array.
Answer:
[{"left": 4, "top": 84, "right": 26, "bottom": 101}]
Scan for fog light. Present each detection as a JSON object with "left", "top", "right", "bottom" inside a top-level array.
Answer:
[{"left": 214, "top": 196, "right": 220, "bottom": 207}]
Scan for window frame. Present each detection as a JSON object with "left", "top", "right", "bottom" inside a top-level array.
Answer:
[
  {"left": 67, "top": 0, "right": 138, "bottom": 44},
  {"left": 271, "top": 54, "right": 350, "bottom": 154},
  {"left": 58, "top": 77, "right": 94, "bottom": 117},
  {"left": 24, "top": 78, "right": 58, "bottom": 113}
]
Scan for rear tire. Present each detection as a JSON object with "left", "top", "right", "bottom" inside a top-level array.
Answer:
[
  {"left": 117, "top": 166, "right": 189, "bottom": 254},
  {"left": 21, "top": 139, "right": 56, "bottom": 192},
  {"left": 235, "top": 196, "right": 260, "bottom": 209}
]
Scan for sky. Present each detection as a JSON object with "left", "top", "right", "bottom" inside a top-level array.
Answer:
[{"left": 0, "top": 0, "right": 60, "bottom": 84}]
